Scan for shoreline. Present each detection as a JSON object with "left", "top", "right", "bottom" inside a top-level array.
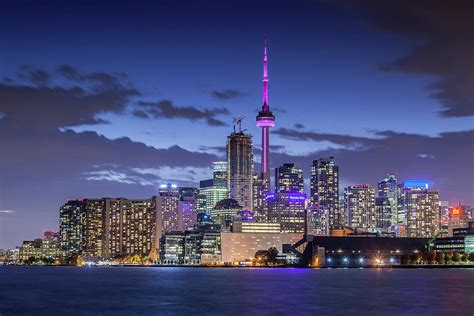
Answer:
[{"left": 3, "top": 264, "right": 474, "bottom": 269}]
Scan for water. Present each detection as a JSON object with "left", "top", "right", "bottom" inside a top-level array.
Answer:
[{"left": 0, "top": 267, "right": 473, "bottom": 315}]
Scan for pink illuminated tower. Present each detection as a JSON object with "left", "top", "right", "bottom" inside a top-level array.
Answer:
[{"left": 256, "top": 37, "right": 275, "bottom": 183}]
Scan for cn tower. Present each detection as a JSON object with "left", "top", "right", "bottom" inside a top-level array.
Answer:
[{"left": 256, "top": 37, "right": 275, "bottom": 183}]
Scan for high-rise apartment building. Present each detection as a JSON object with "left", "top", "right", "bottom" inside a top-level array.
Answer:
[
  {"left": 83, "top": 198, "right": 106, "bottom": 259},
  {"left": 310, "top": 157, "right": 341, "bottom": 228},
  {"left": 344, "top": 184, "right": 376, "bottom": 230},
  {"left": 398, "top": 180, "right": 440, "bottom": 238},
  {"left": 59, "top": 199, "right": 85, "bottom": 258},
  {"left": 275, "top": 163, "right": 304, "bottom": 194},
  {"left": 155, "top": 184, "right": 179, "bottom": 245}
]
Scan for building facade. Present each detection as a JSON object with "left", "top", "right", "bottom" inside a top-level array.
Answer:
[
  {"left": 376, "top": 174, "right": 398, "bottom": 230},
  {"left": 227, "top": 131, "right": 254, "bottom": 211},
  {"left": 275, "top": 163, "right": 304, "bottom": 194},
  {"left": 310, "top": 157, "right": 341, "bottom": 228},
  {"left": 345, "top": 185, "right": 376, "bottom": 230},
  {"left": 268, "top": 192, "right": 306, "bottom": 234},
  {"left": 398, "top": 181, "right": 440, "bottom": 238},
  {"left": 59, "top": 199, "right": 85, "bottom": 258}
]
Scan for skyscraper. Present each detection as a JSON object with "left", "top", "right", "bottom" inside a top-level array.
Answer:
[
  {"left": 155, "top": 184, "right": 179, "bottom": 247},
  {"left": 376, "top": 174, "right": 398, "bottom": 230},
  {"left": 398, "top": 180, "right": 440, "bottom": 238},
  {"left": 275, "top": 163, "right": 304, "bottom": 194},
  {"left": 59, "top": 199, "right": 85, "bottom": 259},
  {"left": 344, "top": 184, "right": 376, "bottom": 230},
  {"left": 310, "top": 157, "right": 341, "bottom": 228},
  {"left": 227, "top": 128, "right": 254, "bottom": 211}
]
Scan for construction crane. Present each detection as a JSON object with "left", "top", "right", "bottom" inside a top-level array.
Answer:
[{"left": 233, "top": 114, "right": 247, "bottom": 133}]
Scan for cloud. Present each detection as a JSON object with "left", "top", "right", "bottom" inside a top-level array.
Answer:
[
  {"left": 273, "top": 127, "right": 376, "bottom": 148},
  {"left": 0, "top": 210, "right": 15, "bottom": 214},
  {"left": 17, "top": 66, "right": 51, "bottom": 86},
  {"left": 211, "top": 89, "right": 245, "bottom": 100},
  {"left": 136, "top": 100, "right": 230, "bottom": 126},
  {"left": 345, "top": 0, "right": 474, "bottom": 117},
  {"left": 294, "top": 123, "right": 304, "bottom": 129},
  {"left": 57, "top": 64, "right": 128, "bottom": 87},
  {"left": 0, "top": 66, "right": 139, "bottom": 131}
]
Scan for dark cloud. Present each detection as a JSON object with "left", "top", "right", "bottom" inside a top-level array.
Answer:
[
  {"left": 294, "top": 123, "right": 304, "bottom": 129},
  {"left": 57, "top": 64, "right": 128, "bottom": 87},
  {"left": 137, "top": 100, "right": 229, "bottom": 126},
  {"left": 17, "top": 66, "right": 50, "bottom": 86},
  {"left": 274, "top": 127, "right": 373, "bottom": 147},
  {"left": 211, "top": 89, "right": 245, "bottom": 100},
  {"left": 132, "top": 110, "right": 150, "bottom": 119},
  {"left": 346, "top": 0, "right": 474, "bottom": 117},
  {"left": 0, "top": 84, "right": 138, "bottom": 131}
]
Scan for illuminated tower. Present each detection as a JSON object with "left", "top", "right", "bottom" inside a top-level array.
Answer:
[
  {"left": 256, "top": 37, "right": 275, "bottom": 182},
  {"left": 253, "top": 37, "right": 275, "bottom": 220}
]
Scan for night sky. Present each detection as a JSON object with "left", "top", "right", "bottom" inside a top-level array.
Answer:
[{"left": 0, "top": 0, "right": 473, "bottom": 248}]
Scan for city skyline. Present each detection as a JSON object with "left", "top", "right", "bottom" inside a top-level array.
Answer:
[{"left": 1, "top": 1, "right": 473, "bottom": 249}]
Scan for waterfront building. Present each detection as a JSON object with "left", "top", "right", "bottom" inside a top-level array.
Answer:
[
  {"left": 307, "top": 207, "right": 330, "bottom": 236},
  {"left": 398, "top": 180, "right": 440, "bottom": 238},
  {"left": 275, "top": 163, "right": 304, "bottom": 194},
  {"left": 126, "top": 199, "right": 156, "bottom": 257},
  {"left": 268, "top": 192, "right": 306, "bottom": 233},
  {"left": 184, "top": 229, "right": 202, "bottom": 265},
  {"left": 310, "top": 157, "right": 341, "bottom": 228},
  {"left": 345, "top": 184, "right": 376, "bottom": 230},
  {"left": 59, "top": 199, "right": 85, "bottom": 258},
  {"left": 159, "top": 231, "right": 185, "bottom": 264},
  {"left": 200, "top": 224, "right": 222, "bottom": 264},
  {"left": 220, "top": 232, "right": 302, "bottom": 264},
  {"left": 376, "top": 174, "right": 398, "bottom": 230},
  {"left": 227, "top": 129, "right": 254, "bottom": 212},
  {"left": 429, "top": 221, "right": 474, "bottom": 253},
  {"left": 83, "top": 198, "right": 106, "bottom": 259},
  {"left": 42, "top": 231, "right": 61, "bottom": 260},
  {"left": 299, "top": 235, "right": 430, "bottom": 267},
  {"left": 19, "top": 238, "right": 43, "bottom": 262},
  {"left": 447, "top": 205, "right": 471, "bottom": 236},
  {"left": 19, "top": 231, "right": 61, "bottom": 262}
]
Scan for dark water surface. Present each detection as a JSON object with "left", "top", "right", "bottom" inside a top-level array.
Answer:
[{"left": 0, "top": 266, "right": 473, "bottom": 315}]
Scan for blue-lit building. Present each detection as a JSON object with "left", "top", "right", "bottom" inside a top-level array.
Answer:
[{"left": 268, "top": 192, "right": 306, "bottom": 233}]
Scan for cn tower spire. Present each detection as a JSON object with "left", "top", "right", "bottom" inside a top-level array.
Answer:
[
  {"left": 263, "top": 36, "right": 269, "bottom": 110},
  {"left": 256, "top": 36, "right": 275, "bottom": 180}
]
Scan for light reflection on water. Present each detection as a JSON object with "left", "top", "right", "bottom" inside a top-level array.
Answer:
[{"left": 0, "top": 266, "right": 473, "bottom": 315}]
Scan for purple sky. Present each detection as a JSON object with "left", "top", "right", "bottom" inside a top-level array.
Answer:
[{"left": 0, "top": 0, "right": 473, "bottom": 248}]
